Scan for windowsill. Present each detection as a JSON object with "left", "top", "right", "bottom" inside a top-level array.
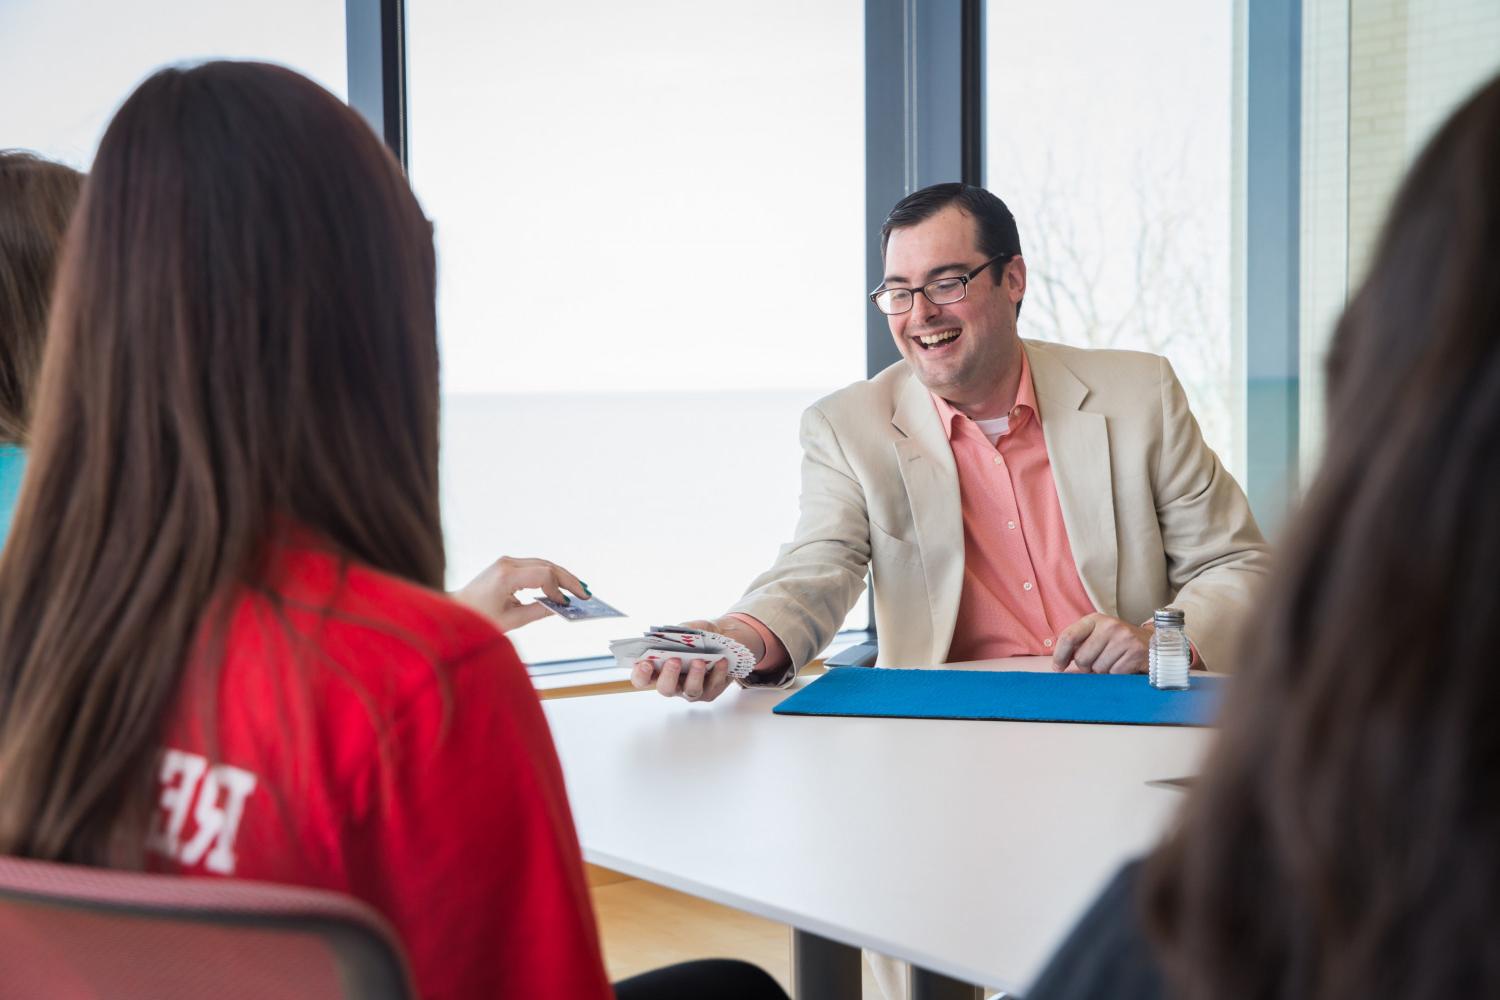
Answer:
[{"left": 529, "top": 657, "right": 618, "bottom": 678}]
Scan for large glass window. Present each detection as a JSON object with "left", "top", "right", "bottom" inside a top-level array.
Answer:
[
  {"left": 408, "top": 2, "right": 867, "bottom": 664},
  {"left": 0, "top": 0, "right": 345, "bottom": 168},
  {"left": 983, "top": 0, "right": 1240, "bottom": 480},
  {"left": 1300, "top": 0, "right": 1500, "bottom": 471}
]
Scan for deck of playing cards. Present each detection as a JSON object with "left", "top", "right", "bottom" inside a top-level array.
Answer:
[{"left": 609, "top": 626, "right": 757, "bottom": 680}]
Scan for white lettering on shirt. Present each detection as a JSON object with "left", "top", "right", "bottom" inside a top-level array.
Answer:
[
  {"left": 146, "top": 749, "right": 206, "bottom": 858},
  {"left": 146, "top": 749, "right": 259, "bottom": 875}
]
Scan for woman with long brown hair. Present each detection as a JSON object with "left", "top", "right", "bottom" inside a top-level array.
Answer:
[
  {"left": 1026, "top": 70, "right": 1500, "bottom": 1000},
  {"left": 0, "top": 150, "right": 83, "bottom": 542},
  {"left": 0, "top": 62, "right": 788, "bottom": 1000},
  {"left": 0, "top": 60, "right": 610, "bottom": 999}
]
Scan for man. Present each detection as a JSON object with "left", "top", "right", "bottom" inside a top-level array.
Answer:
[{"left": 633, "top": 183, "right": 1268, "bottom": 703}]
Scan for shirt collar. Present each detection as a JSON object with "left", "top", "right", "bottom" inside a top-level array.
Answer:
[{"left": 929, "top": 347, "right": 1039, "bottom": 442}]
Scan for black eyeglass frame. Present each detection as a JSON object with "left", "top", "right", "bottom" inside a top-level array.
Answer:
[{"left": 868, "top": 252, "right": 1016, "bottom": 315}]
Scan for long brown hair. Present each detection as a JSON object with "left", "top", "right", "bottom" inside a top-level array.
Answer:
[
  {"left": 0, "top": 62, "right": 443, "bottom": 866},
  {"left": 1143, "top": 74, "right": 1500, "bottom": 999},
  {"left": 0, "top": 151, "right": 84, "bottom": 443}
]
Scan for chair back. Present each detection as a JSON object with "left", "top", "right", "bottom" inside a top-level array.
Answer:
[{"left": 0, "top": 856, "right": 415, "bottom": 1000}]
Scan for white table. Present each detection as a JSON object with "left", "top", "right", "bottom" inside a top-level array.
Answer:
[{"left": 544, "top": 659, "right": 1212, "bottom": 996}]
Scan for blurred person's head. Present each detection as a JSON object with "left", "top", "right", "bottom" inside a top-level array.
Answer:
[
  {"left": 0, "top": 151, "right": 84, "bottom": 443},
  {"left": 875, "top": 183, "right": 1027, "bottom": 413},
  {"left": 0, "top": 61, "right": 441, "bottom": 865},
  {"left": 1144, "top": 72, "right": 1500, "bottom": 999}
]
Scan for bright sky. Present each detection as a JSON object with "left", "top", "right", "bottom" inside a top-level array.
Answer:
[
  {"left": 0, "top": 0, "right": 346, "bottom": 169},
  {"left": 405, "top": 0, "right": 867, "bottom": 395},
  {"left": 3, "top": 0, "right": 1231, "bottom": 401},
  {"left": 986, "top": 0, "right": 1232, "bottom": 323}
]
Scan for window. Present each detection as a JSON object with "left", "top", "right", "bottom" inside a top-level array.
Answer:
[
  {"left": 0, "top": 0, "right": 345, "bottom": 168},
  {"left": 1300, "top": 0, "right": 1500, "bottom": 471},
  {"left": 408, "top": 1, "right": 867, "bottom": 663},
  {"left": 983, "top": 0, "right": 1240, "bottom": 481}
]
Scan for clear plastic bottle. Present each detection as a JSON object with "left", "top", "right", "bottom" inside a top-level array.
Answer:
[{"left": 1149, "top": 607, "right": 1191, "bottom": 690}]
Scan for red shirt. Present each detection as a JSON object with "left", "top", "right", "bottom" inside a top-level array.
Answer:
[
  {"left": 146, "top": 539, "right": 612, "bottom": 1000},
  {"left": 933, "top": 349, "right": 1098, "bottom": 662}
]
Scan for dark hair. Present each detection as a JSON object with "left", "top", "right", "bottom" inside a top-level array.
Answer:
[
  {"left": 882, "top": 182, "right": 1023, "bottom": 316},
  {"left": 0, "top": 61, "right": 443, "bottom": 866},
  {"left": 0, "top": 151, "right": 84, "bottom": 443},
  {"left": 880, "top": 182, "right": 1022, "bottom": 265},
  {"left": 1142, "top": 73, "right": 1500, "bottom": 999}
]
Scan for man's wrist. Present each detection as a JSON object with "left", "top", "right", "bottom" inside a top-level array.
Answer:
[
  {"left": 723, "top": 613, "right": 790, "bottom": 676},
  {"left": 723, "top": 613, "right": 773, "bottom": 662}
]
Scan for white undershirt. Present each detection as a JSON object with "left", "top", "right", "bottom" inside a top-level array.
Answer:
[{"left": 972, "top": 415, "right": 1011, "bottom": 447}]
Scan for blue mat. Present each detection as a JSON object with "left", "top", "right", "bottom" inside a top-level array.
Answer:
[{"left": 773, "top": 667, "right": 1224, "bottom": 727}]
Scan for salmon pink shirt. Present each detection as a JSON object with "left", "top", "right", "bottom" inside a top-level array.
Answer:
[
  {"left": 738, "top": 351, "right": 1099, "bottom": 673},
  {"left": 934, "top": 350, "right": 1098, "bottom": 662}
]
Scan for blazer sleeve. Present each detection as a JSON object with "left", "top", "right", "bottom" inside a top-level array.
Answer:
[
  {"left": 729, "top": 404, "right": 872, "bottom": 674},
  {"left": 1152, "top": 356, "right": 1272, "bottom": 671}
]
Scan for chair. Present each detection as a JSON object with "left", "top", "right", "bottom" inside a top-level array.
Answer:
[
  {"left": 0, "top": 855, "right": 414, "bottom": 999},
  {"left": 823, "top": 640, "right": 879, "bottom": 668}
]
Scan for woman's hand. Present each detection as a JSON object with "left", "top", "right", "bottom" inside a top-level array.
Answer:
[{"left": 452, "top": 555, "right": 590, "bottom": 633}]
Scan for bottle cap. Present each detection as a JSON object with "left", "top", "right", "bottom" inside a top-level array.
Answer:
[{"left": 1153, "top": 607, "right": 1186, "bottom": 629}]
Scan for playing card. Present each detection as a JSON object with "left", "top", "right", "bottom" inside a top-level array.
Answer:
[
  {"left": 608, "top": 627, "right": 758, "bottom": 679},
  {"left": 642, "top": 649, "right": 732, "bottom": 668},
  {"left": 644, "top": 630, "right": 708, "bottom": 650},
  {"left": 609, "top": 635, "right": 718, "bottom": 661},
  {"left": 608, "top": 637, "right": 656, "bottom": 659},
  {"left": 535, "top": 595, "right": 625, "bottom": 621}
]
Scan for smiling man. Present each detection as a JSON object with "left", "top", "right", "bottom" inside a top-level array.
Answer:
[{"left": 634, "top": 182, "right": 1269, "bottom": 702}]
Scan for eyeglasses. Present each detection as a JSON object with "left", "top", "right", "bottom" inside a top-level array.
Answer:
[{"left": 869, "top": 253, "right": 1014, "bottom": 315}]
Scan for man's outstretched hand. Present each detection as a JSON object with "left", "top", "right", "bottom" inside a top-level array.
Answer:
[{"left": 629, "top": 616, "right": 777, "bottom": 702}]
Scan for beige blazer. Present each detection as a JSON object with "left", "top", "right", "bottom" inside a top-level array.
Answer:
[{"left": 731, "top": 339, "right": 1270, "bottom": 675}]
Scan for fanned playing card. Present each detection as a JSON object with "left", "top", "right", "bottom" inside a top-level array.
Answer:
[{"left": 609, "top": 626, "right": 757, "bottom": 679}]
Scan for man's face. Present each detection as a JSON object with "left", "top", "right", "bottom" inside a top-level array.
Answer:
[{"left": 880, "top": 205, "right": 1025, "bottom": 406}]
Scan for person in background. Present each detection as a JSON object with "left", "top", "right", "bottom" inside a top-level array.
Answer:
[
  {"left": 0, "top": 62, "right": 784, "bottom": 1000},
  {"left": 638, "top": 179, "right": 1272, "bottom": 1000},
  {"left": 0, "top": 150, "right": 83, "bottom": 544},
  {"left": 1026, "top": 71, "right": 1500, "bottom": 1000},
  {"left": 637, "top": 182, "right": 1269, "bottom": 708}
]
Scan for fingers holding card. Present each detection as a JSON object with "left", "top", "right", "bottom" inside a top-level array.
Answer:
[{"left": 451, "top": 554, "right": 595, "bottom": 633}]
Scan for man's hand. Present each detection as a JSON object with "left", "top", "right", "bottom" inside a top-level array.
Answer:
[
  {"left": 1052, "top": 613, "right": 1151, "bottom": 674},
  {"left": 630, "top": 616, "right": 769, "bottom": 703},
  {"left": 451, "top": 555, "right": 590, "bottom": 633}
]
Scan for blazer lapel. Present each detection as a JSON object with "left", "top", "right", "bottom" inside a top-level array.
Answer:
[
  {"left": 1025, "top": 343, "right": 1120, "bottom": 617},
  {"left": 890, "top": 372, "right": 965, "bottom": 664}
]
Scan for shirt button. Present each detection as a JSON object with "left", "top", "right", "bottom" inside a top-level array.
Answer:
[
  {"left": 1023, "top": 581, "right": 1033, "bottom": 591},
  {"left": 992, "top": 455, "right": 1003, "bottom": 465},
  {"left": 1044, "top": 638, "right": 1053, "bottom": 648},
  {"left": 1006, "top": 520, "right": 1016, "bottom": 530}
]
